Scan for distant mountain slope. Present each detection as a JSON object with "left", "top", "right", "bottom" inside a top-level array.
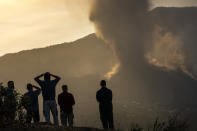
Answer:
[{"left": 0, "top": 34, "right": 117, "bottom": 92}]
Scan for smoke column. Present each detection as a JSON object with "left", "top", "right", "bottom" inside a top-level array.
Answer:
[{"left": 90, "top": 0, "right": 197, "bottom": 80}]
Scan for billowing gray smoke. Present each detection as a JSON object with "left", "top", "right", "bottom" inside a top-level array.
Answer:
[
  {"left": 90, "top": 0, "right": 150, "bottom": 66},
  {"left": 148, "top": 7, "right": 197, "bottom": 79},
  {"left": 90, "top": 0, "right": 197, "bottom": 80}
]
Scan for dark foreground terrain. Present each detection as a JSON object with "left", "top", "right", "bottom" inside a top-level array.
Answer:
[{"left": 0, "top": 125, "right": 113, "bottom": 131}]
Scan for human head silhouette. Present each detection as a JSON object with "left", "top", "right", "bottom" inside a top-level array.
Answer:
[
  {"left": 100, "top": 80, "right": 106, "bottom": 87},
  {"left": 62, "top": 85, "right": 68, "bottom": 92},
  {"left": 27, "top": 83, "right": 33, "bottom": 91},
  {"left": 7, "top": 81, "right": 15, "bottom": 89},
  {"left": 44, "top": 72, "right": 50, "bottom": 81}
]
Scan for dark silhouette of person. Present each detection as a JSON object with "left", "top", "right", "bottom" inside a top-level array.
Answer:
[
  {"left": 7, "top": 81, "right": 15, "bottom": 94},
  {"left": 58, "top": 85, "right": 75, "bottom": 127},
  {"left": 34, "top": 72, "right": 60, "bottom": 125},
  {"left": 23, "top": 83, "right": 41, "bottom": 123},
  {"left": 0, "top": 83, "right": 3, "bottom": 108},
  {"left": 96, "top": 80, "right": 114, "bottom": 129},
  {"left": 4, "top": 81, "right": 17, "bottom": 120}
]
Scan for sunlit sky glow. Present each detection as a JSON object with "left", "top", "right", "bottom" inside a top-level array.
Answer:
[{"left": 0, "top": 0, "right": 197, "bottom": 56}]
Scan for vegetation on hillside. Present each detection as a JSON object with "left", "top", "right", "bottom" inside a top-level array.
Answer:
[{"left": 0, "top": 83, "right": 30, "bottom": 127}]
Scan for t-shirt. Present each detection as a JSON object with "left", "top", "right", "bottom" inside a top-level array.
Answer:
[
  {"left": 36, "top": 79, "right": 59, "bottom": 100},
  {"left": 24, "top": 89, "right": 41, "bottom": 112},
  {"left": 58, "top": 92, "right": 75, "bottom": 113}
]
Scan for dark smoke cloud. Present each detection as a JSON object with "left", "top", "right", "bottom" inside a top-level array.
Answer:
[
  {"left": 89, "top": 1, "right": 157, "bottom": 89},
  {"left": 90, "top": 0, "right": 150, "bottom": 60},
  {"left": 89, "top": 0, "right": 197, "bottom": 106},
  {"left": 148, "top": 7, "right": 197, "bottom": 79},
  {"left": 90, "top": 0, "right": 197, "bottom": 80}
]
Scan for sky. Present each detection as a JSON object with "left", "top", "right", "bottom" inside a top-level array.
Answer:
[{"left": 0, "top": 0, "right": 197, "bottom": 56}]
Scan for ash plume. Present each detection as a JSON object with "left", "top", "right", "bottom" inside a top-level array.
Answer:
[{"left": 90, "top": 0, "right": 197, "bottom": 80}]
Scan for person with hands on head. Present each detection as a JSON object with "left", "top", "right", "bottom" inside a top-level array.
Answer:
[
  {"left": 23, "top": 83, "right": 41, "bottom": 123},
  {"left": 34, "top": 72, "right": 61, "bottom": 125}
]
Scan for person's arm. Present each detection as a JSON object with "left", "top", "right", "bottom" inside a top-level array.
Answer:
[
  {"left": 110, "top": 90, "right": 112, "bottom": 101},
  {"left": 33, "top": 85, "right": 40, "bottom": 90},
  {"left": 58, "top": 94, "right": 61, "bottom": 106},
  {"left": 71, "top": 94, "right": 75, "bottom": 106},
  {"left": 33, "top": 85, "right": 41, "bottom": 95},
  {"left": 34, "top": 73, "right": 44, "bottom": 85},
  {"left": 50, "top": 73, "right": 61, "bottom": 83},
  {"left": 96, "top": 92, "right": 100, "bottom": 102}
]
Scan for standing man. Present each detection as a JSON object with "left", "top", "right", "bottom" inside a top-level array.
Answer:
[
  {"left": 34, "top": 72, "right": 61, "bottom": 125},
  {"left": 58, "top": 85, "right": 75, "bottom": 127},
  {"left": 5, "top": 81, "right": 17, "bottom": 121},
  {"left": 96, "top": 80, "right": 114, "bottom": 129},
  {"left": 23, "top": 83, "right": 41, "bottom": 123}
]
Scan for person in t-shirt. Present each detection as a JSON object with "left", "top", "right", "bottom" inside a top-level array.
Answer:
[
  {"left": 58, "top": 85, "right": 75, "bottom": 127},
  {"left": 34, "top": 72, "right": 60, "bottom": 125}
]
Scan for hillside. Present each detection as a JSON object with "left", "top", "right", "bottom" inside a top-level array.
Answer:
[{"left": 0, "top": 34, "right": 117, "bottom": 92}]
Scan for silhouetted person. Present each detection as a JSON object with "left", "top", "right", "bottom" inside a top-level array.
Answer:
[
  {"left": 7, "top": 81, "right": 15, "bottom": 95},
  {"left": 23, "top": 83, "right": 41, "bottom": 123},
  {"left": 5, "top": 81, "right": 17, "bottom": 120},
  {"left": 34, "top": 72, "right": 60, "bottom": 125},
  {"left": 96, "top": 80, "right": 114, "bottom": 129},
  {"left": 0, "top": 83, "right": 3, "bottom": 108},
  {"left": 58, "top": 85, "right": 75, "bottom": 127}
]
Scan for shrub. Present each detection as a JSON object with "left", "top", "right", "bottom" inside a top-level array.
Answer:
[
  {"left": 131, "top": 124, "right": 143, "bottom": 131},
  {"left": 130, "top": 115, "right": 189, "bottom": 131},
  {"left": 0, "top": 83, "right": 29, "bottom": 127}
]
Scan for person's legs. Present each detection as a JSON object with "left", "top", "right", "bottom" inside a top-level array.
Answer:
[
  {"left": 50, "top": 100, "right": 59, "bottom": 125},
  {"left": 100, "top": 112, "right": 108, "bottom": 129},
  {"left": 43, "top": 100, "right": 51, "bottom": 124},
  {"left": 60, "top": 110, "right": 67, "bottom": 126},
  {"left": 26, "top": 111, "right": 33, "bottom": 124},
  {"left": 33, "top": 111, "right": 40, "bottom": 123},
  {"left": 108, "top": 112, "right": 114, "bottom": 129},
  {"left": 68, "top": 112, "right": 74, "bottom": 127}
]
